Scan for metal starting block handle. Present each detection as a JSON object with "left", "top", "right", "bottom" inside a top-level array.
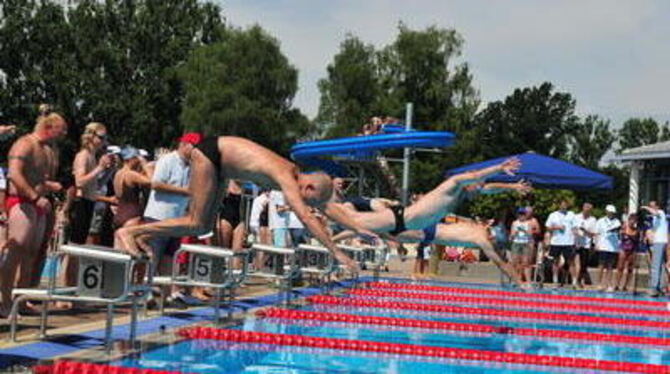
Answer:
[
  {"left": 60, "top": 244, "right": 134, "bottom": 263},
  {"left": 297, "top": 244, "right": 335, "bottom": 275},
  {"left": 180, "top": 244, "right": 235, "bottom": 258},
  {"left": 251, "top": 243, "right": 299, "bottom": 279},
  {"left": 337, "top": 244, "right": 366, "bottom": 263}
]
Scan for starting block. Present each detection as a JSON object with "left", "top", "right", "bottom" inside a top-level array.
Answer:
[
  {"left": 9, "top": 243, "right": 151, "bottom": 353},
  {"left": 151, "top": 243, "right": 249, "bottom": 321},
  {"left": 297, "top": 244, "right": 336, "bottom": 288}
]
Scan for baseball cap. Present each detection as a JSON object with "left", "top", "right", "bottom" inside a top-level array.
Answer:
[
  {"left": 605, "top": 204, "right": 617, "bottom": 213},
  {"left": 106, "top": 145, "right": 121, "bottom": 155},
  {"left": 178, "top": 132, "right": 202, "bottom": 145},
  {"left": 120, "top": 146, "right": 140, "bottom": 161}
]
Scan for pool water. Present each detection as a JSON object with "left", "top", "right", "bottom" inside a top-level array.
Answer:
[{"left": 115, "top": 279, "right": 670, "bottom": 373}]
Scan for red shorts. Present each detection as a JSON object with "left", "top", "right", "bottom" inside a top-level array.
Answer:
[{"left": 5, "top": 195, "right": 46, "bottom": 217}]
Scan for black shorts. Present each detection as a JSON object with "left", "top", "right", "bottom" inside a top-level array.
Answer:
[
  {"left": 598, "top": 251, "right": 618, "bottom": 268},
  {"left": 549, "top": 245, "right": 576, "bottom": 261},
  {"left": 416, "top": 245, "right": 427, "bottom": 260},
  {"left": 68, "top": 198, "right": 96, "bottom": 244}
]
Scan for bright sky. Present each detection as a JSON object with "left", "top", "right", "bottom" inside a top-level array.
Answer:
[{"left": 220, "top": 0, "right": 670, "bottom": 127}]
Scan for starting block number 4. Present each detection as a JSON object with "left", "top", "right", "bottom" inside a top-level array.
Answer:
[
  {"left": 189, "top": 254, "right": 226, "bottom": 284},
  {"left": 78, "top": 258, "right": 126, "bottom": 298}
]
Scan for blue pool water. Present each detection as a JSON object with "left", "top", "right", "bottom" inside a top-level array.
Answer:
[{"left": 115, "top": 279, "right": 670, "bottom": 373}]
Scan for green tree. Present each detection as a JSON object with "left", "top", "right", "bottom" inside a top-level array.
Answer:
[
  {"left": 316, "top": 35, "right": 380, "bottom": 138},
  {"left": 569, "top": 115, "right": 615, "bottom": 169},
  {"left": 0, "top": 0, "right": 224, "bottom": 162},
  {"left": 472, "top": 82, "right": 578, "bottom": 160},
  {"left": 179, "top": 25, "right": 310, "bottom": 155},
  {"left": 617, "top": 117, "right": 670, "bottom": 152}
]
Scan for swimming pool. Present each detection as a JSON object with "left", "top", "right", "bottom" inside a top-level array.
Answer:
[{"left": 107, "top": 279, "right": 670, "bottom": 373}]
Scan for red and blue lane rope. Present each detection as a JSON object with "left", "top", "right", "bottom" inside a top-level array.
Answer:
[
  {"left": 307, "top": 295, "right": 670, "bottom": 330},
  {"left": 365, "top": 281, "right": 669, "bottom": 310},
  {"left": 347, "top": 288, "right": 670, "bottom": 318},
  {"left": 178, "top": 327, "right": 670, "bottom": 374},
  {"left": 256, "top": 307, "right": 670, "bottom": 347}
]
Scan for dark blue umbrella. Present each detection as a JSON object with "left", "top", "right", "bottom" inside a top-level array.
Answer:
[{"left": 446, "top": 152, "right": 613, "bottom": 190}]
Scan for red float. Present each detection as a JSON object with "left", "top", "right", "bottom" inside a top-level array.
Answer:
[
  {"left": 307, "top": 295, "right": 670, "bottom": 330},
  {"left": 365, "top": 281, "right": 667, "bottom": 310},
  {"left": 348, "top": 288, "right": 670, "bottom": 317},
  {"left": 178, "top": 327, "right": 670, "bottom": 374},
  {"left": 32, "top": 361, "right": 187, "bottom": 374}
]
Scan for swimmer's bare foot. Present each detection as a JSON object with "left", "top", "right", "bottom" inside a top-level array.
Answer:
[
  {"left": 116, "top": 228, "right": 143, "bottom": 258},
  {"left": 192, "top": 288, "right": 211, "bottom": 302},
  {"left": 54, "top": 301, "right": 73, "bottom": 310}
]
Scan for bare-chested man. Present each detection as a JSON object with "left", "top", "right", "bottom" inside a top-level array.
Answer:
[
  {"left": 0, "top": 110, "right": 67, "bottom": 316},
  {"left": 333, "top": 180, "right": 532, "bottom": 286},
  {"left": 116, "top": 136, "right": 374, "bottom": 271}
]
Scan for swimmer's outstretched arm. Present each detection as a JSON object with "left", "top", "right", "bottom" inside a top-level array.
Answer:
[
  {"left": 278, "top": 177, "right": 358, "bottom": 271},
  {"left": 449, "top": 158, "right": 521, "bottom": 187},
  {"left": 322, "top": 202, "right": 379, "bottom": 239},
  {"left": 478, "top": 181, "right": 532, "bottom": 195}
]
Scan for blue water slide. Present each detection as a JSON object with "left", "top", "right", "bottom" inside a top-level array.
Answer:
[{"left": 290, "top": 131, "right": 455, "bottom": 162}]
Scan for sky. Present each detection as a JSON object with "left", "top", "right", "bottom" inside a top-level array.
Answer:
[{"left": 220, "top": 0, "right": 670, "bottom": 128}]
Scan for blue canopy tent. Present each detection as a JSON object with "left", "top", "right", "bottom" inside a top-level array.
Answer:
[{"left": 445, "top": 152, "right": 613, "bottom": 190}]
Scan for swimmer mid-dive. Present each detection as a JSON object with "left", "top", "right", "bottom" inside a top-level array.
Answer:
[
  {"left": 337, "top": 158, "right": 524, "bottom": 235},
  {"left": 116, "top": 136, "right": 377, "bottom": 271},
  {"left": 333, "top": 180, "right": 532, "bottom": 286}
]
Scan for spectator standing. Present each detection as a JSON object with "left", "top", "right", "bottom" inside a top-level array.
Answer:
[
  {"left": 268, "top": 190, "right": 289, "bottom": 247},
  {"left": 287, "top": 209, "right": 307, "bottom": 246},
  {"left": 595, "top": 205, "right": 621, "bottom": 292},
  {"left": 545, "top": 199, "right": 577, "bottom": 286},
  {"left": 1, "top": 108, "right": 67, "bottom": 315},
  {"left": 616, "top": 212, "right": 639, "bottom": 291},
  {"left": 641, "top": 201, "right": 667, "bottom": 297},
  {"left": 141, "top": 133, "right": 200, "bottom": 307},
  {"left": 574, "top": 203, "right": 597, "bottom": 288},
  {"left": 510, "top": 208, "right": 532, "bottom": 282}
]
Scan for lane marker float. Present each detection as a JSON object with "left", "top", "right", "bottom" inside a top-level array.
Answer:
[
  {"left": 178, "top": 327, "right": 670, "bottom": 374},
  {"left": 307, "top": 295, "right": 670, "bottom": 330},
  {"left": 33, "top": 360, "right": 187, "bottom": 374},
  {"left": 257, "top": 307, "right": 670, "bottom": 347},
  {"left": 348, "top": 288, "right": 670, "bottom": 318},
  {"left": 366, "top": 282, "right": 667, "bottom": 310}
]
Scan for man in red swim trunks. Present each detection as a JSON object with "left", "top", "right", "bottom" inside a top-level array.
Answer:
[{"left": 0, "top": 109, "right": 67, "bottom": 316}]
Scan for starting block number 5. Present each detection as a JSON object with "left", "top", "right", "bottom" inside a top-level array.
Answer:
[{"left": 192, "top": 256, "right": 212, "bottom": 282}]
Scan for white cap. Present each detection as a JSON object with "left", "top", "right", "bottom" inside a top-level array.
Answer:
[
  {"left": 106, "top": 145, "right": 121, "bottom": 155},
  {"left": 138, "top": 149, "right": 149, "bottom": 158},
  {"left": 605, "top": 204, "right": 616, "bottom": 213}
]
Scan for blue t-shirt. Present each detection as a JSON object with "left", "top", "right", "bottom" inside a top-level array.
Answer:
[{"left": 143, "top": 152, "right": 191, "bottom": 221}]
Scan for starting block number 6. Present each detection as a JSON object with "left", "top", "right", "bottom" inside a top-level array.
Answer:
[{"left": 78, "top": 259, "right": 103, "bottom": 296}]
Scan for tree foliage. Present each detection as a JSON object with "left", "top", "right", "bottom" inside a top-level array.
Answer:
[
  {"left": 0, "top": 0, "right": 224, "bottom": 161},
  {"left": 569, "top": 115, "right": 615, "bottom": 170},
  {"left": 179, "top": 25, "right": 309, "bottom": 155},
  {"left": 617, "top": 117, "right": 670, "bottom": 152}
]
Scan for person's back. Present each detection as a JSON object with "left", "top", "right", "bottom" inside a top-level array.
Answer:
[{"left": 143, "top": 151, "right": 190, "bottom": 221}]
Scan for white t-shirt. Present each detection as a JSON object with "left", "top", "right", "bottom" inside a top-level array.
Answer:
[
  {"left": 596, "top": 216, "right": 621, "bottom": 252},
  {"left": 288, "top": 211, "right": 304, "bottom": 229},
  {"left": 0, "top": 167, "right": 6, "bottom": 191},
  {"left": 545, "top": 210, "right": 576, "bottom": 246},
  {"left": 143, "top": 152, "right": 191, "bottom": 221},
  {"left": 650, "top": 210, "right": 668, "bottom": 244},
  {"left": 268, "top": 190, "right": 288, "bottom": 229},
  {"left": 249, "top": 193, "right": 269, "bottom": 230},
  {"left": 510, "top": 220, "right": 531, "bottom": 244},
  {"left": 574, "top": 213, "right": 597, "bottom": 248}
]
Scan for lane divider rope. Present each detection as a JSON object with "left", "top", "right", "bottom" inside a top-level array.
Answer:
[
  {"left": 33, "top": 360, "right": 187, "bottom": 374},
  {"left": 178, "top": 327, "right": 670, "bottom": 374},
  {"left": 365, "top": 282, "right": 668, "bottom": 310},
  {"left": 257, "top": 307, "right": 670, "bottom": 347},
  {"left": 306, "top": 295, "right": 670, "bottom": 330},
  {"left": 348, "top": 288, "right": 670, "bottom": 318}
]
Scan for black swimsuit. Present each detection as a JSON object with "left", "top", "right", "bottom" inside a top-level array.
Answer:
[
  {"left": 389, "top": 205, "right": 407, "bottom": 235},
  {"left": 219, "top": 193, "right": 242, "bottom": 227},
  {"left": 196, "top": 136, "right": 222, "bottom": 177}
]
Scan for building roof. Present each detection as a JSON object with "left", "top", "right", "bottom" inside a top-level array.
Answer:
[{"left": 618, "top": 140, "right": 670, "bottom": 161}]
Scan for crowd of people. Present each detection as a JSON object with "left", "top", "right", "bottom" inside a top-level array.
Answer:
[{"left": 484, "top": 199, "right": 668, "bottom": 296}]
